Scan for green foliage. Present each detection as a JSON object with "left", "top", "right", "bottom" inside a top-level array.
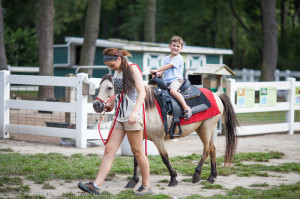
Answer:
[
  {"left": 4, "top": 27, "right": 38, "bottom": 66},
  {"left": 0, "top": 147, "right": 13, "bottom": 152},
  {"left": 54, "top": 0, "right": 88, "bottom": 43},
  {"left": 2, "top": 0, "right": 300, "bottom": 70}
]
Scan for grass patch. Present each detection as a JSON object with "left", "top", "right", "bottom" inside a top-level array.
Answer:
[
  {"left": 158, "top": 179, "right": 169, "bottom": 183},
  {"left": 182, "top": 178, "right": 193, "bottom": 182},
  {"left": 202, "top": 183, "right": 223, "bottom": 189},
  {"left": 0, "top": 147, "right": 14, "bottom": 152},
  {"left": 42, "top": 182, "right": 55, "bottom": 190},
  {"left": 249, "top": 182, "right": 269, "bottom": 187},
  {"left": 0, "top": 151, "right": 298, "bottom": 185}
]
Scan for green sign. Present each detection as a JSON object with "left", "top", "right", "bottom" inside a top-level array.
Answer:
[
  {"left": 237, "top": 87, "right": 255, "bottom": 108},
  {"left": 259, "top": 87, "right": 277, "bottom": 107}
]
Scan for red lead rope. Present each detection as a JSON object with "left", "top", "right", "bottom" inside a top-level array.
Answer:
[
  {"left": 97, "top": 63, "right": 147, "bottom": 155},
  {"left": 98, "top": 90, "right": 123, "bottom": 145}
]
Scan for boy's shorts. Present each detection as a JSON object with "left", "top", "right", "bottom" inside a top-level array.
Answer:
[
  {"left": 169, "top": 78, "right": 184, "bottom": 91},
  {"left": 112, "top": 117, "right": 144, "bottom": 131}
]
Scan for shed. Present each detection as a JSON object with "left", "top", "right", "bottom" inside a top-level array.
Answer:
[
  {"left": 193, "top": 64, "right": 236, "bottom": 92},
  {"left": 53, "top": 36, "right": 233, "bottom": 82}
]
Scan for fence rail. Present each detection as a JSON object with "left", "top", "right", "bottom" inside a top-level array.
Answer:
[
  {"left": 1, "top": 71, "right": 299, "bottom": 149},
  {"left": 0, "top": 70, "right": 106, "bottom": 148},
  {"left": 232, "top": 69, "right": 300, "bottom": 82},
  {"left": 226, "top": 78, "right": 300, "bottom": 136}
]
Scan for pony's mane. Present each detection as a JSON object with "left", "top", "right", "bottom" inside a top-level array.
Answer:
[
  {"left": 144, "top": 85, "right": 156, "bottom": 111},
  {"left": 100, "top": 74, "right": 113, "bottom": 84},
  {"left": 100, "top": 74, "right": 156, "bottom": 111}
]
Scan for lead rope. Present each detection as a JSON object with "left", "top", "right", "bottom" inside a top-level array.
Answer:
[
  {"left": 98, "top": 90, "right": 123, "bottom": 145},
  {"left": 97, "top": 90, "right": 148, "bottom": 156}
]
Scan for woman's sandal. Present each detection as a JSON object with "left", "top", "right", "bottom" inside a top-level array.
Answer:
[{"left": 183, "top": 107, "right": 192, "bottom": 121}]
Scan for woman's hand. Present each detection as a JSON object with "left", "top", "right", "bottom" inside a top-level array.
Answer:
[{"left": 128, "top": 111, "right": 138, "bottom": 125}]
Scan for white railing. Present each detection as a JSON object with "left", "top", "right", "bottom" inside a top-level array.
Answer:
[
  {"left": 232, "top": 69, "right": 300, "bottom": 82},
  {"left": 226, "top": 78, "right": 300, "bottom": 136},
  {"left": 0, "top": 70, "right": 107, "bottom": 148}
]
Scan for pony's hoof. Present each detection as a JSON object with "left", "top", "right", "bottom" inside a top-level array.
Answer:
[
  {"left": 207, "top": 176, "right": 215, "bottom": 184},
  {"left": 125, "top": 178, "right": 139, "bottom": 189},
  {"left": 168, "top": 179, "right": 178, "bottom": 187},
  {"left": 192, "top": 173, "right": 201, "bottom": 183}
]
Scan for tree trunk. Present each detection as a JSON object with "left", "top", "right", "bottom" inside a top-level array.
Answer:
[
  {"left": 0, "top": 0, "right": 7, "bottom": 70},
  {"left": 280, "top": 0, "right": 288, "bottom": 38},
  {"left": 230, "top": 18, "right": 238, "bottom": 68},
  {"left": 79, "top": 0, "right": 101, "bottom": 75},
  {"left": 37, "top": 0, "right": 55, "bottom": 101},
  {"left": 260, "top": 0, "right": 278, "bottom": 81},
  {"left": 144, "top": 0, "right": 156, "bottom": 42}
]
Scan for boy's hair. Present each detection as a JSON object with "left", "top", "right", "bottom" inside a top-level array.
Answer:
[{"left": 170, "top": 36, "right": 183, "bottom": 46}]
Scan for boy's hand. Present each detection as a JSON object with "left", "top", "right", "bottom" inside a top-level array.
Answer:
[
  {"left": 150, "top": 70, "right": 162, "bottom": 78},
  {"left": 150, "top": 70, "right": 158, "bottom": 74}
]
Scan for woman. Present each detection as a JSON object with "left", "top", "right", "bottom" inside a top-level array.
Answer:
[{"left": 78, "top": 48, "right": 152, "bottom": 195}]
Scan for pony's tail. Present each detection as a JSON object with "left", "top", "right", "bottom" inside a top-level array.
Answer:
[{"left": 218, "top": 93, "right": 239, "bottom": 166}]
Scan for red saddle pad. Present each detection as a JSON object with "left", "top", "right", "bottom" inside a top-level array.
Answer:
[{"left": 155, "top": 88, "right": 221, "bottom": 125}]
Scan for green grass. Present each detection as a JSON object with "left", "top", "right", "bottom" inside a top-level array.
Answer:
[
  {"left": 0, "top": 147, "right": 14, "bottom": 152},
  {"left": 1, "top": 151, "right": 299, "bottom": 184},
  {"left": 249, "top": 182, "right": 269, "bottom": 187},
  {"left": 237, "top": 110, "right": 300, "bottom": 124},
  {"left": 0, "top": 151, "right": 300, "bottom": 198}
]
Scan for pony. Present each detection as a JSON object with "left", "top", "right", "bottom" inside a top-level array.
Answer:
[{"left": 93, "top": 74, "right": 238, "bottom": 187}]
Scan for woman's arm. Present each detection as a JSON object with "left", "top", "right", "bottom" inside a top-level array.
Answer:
[{"left": 128, "top": 65, "right": 146, "bottom": 125}]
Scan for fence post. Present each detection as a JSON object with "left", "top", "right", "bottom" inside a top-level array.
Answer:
[
  {"left": 275, "top": 69, "right": 280, "bottom": 81},
  {"left": 285, "top": 70, "right": 291, "bottom": 80},
  {"left": 0, "top": 70, "right": 10, "bottom": 138},
  {"left": 226, "top": 78, "right": 236, "bottom": 104},
  {"left": 242, "top": 68, "right": 247, "bottom": 82},
  {"left": 76, "top": 73, "right": 88, "bottom": 148},
  {"left": 286, "top": 77, "right": 295, "bottom": 135},
  {"left": 249, "top": 69, "right": 255, "bottom": 82}
]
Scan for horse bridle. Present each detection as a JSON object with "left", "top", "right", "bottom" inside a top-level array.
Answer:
[{"left": 95, "top": 94, "right": 115, "bottom": 106}]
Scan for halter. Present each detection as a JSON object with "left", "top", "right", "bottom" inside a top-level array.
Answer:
[{"left": 95, "top": 94, "right": 115, "bottom": 106}]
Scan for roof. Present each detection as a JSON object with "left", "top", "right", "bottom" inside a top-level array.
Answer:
[
  {"left": 193, "top": 64, "right": 236, "bottom": 76},
  {"left": 64, "top": 36, "right": 233, "bottom": 55}
]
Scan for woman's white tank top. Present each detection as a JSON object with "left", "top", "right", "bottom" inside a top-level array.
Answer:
[{"left": 113, "top": 64, "right": 143, "bottom": 122}]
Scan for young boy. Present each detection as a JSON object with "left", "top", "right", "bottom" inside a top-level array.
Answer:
[{"left": 150, "top": 36, "right": 192, "bottom": 121}]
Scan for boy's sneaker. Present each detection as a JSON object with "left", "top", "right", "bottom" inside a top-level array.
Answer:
[
  {"left": 78, "top": 182, "right": 101, "bottom": 195},
  {"left": 134, "top": 185, "right": 153, "bottom": 195}
]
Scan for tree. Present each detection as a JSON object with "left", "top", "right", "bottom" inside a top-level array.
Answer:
[
  {"left": 37, "top": 0, "right": 55, "bottom": 100},
  {"left": 144, "top": 0, "right": 156, "bottom": 42},
  {"left": 260, "top": 0, "right": 278, "bottom": 81},
  {"left": 79, "top": 0, "right": 101, "bottom": 74},
  {"left": 0, "top": 0, "right": 7, "bottom": 70}
]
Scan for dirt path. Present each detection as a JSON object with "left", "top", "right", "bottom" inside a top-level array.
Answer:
[{"left": 1, "top": 133, "right": 300, "bottom": 198}]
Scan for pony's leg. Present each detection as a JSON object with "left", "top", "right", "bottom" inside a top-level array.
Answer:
[
  {"left": 125, "top": 156, "right": 139, "bottom": 188},
  {"left": 207, "top": 140, "right": 217, "bottom": 183},
  {"left": 153, "top": 138, "right": 178, "bottom": 187},
  {"left": 193, "top": 117, "right": 219, "bottom": 184}
]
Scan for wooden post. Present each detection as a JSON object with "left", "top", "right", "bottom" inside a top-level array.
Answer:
[
  {"left": 65, "top": 73, "right": 76, "bottom": 126},
  {"left": 286, "top": 77, "right": 295, "bottom": 135},
  {"left": 0, "top": 70, "right": 10, "bottom": 138},
  {"left": 76, "top": 73, "right": 88, "bottom": 148}
]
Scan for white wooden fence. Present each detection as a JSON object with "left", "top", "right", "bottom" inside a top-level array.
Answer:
[
  {"left": 0, "top": 70, "right": 106, "bottom": 148},
  {"left": 1, "top": 71, "right": 299, "bottom": 149},
  {"left": 232, "top": 69, "right": 300, "bottom": 82},
  {"left": 226, "top": 78, "right": 300, "bottom": 136}
]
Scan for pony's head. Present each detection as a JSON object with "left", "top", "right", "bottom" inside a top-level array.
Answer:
[{"left": 93, "top": 74, "right": 115, "bottom": 113}]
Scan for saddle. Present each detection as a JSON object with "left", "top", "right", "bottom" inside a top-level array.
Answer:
[{"left": 148, "top": 75, "right": 211, "bottom": 139}]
